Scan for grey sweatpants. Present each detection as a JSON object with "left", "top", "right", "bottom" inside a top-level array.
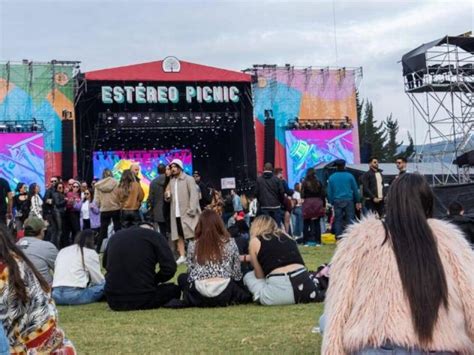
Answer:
[{"left": 243, "top": 270, "right": 300, "bottom": 305}]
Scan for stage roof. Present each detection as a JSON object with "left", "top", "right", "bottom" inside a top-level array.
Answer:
[
  {"left": 84, "top": 59, "right": 252, "bottom": 83},
  {"left": 401, "top": 35, "right": 474, "bottom": 75}
]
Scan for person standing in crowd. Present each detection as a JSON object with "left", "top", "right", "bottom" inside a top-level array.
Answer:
[
  {"left": 94, "top": 168, "right": 121, "bottom": 253},
  {"left": 0, "top": 225, "right": 76, "bottom": 353},
  {"left": 327, "top": 160, "right": 361, "bottom": 238},
  {"left": 0, "top": 177, "right": 13, "bottom": 225},
  {"left": 445, "top": 201, "right": 474, "bottom": 244},
  {"left": 51, "top": 182, "right": 66, "bottom": 248},
  {"left": 130, "top": 163, "right": 141, "bottom": 180},
  {"left": 193, "top": 171, "right": 211, "bottom": 211},
  {"left": 231, "top": 189, "right": 243, "bottom": 213},
  {"left": 28, "top": 183, "right": 43, "bottom": 219},
  {"left": 43, "top": 176, "right": 59, "bottom": 240},
  {"left": 275, "top": 168, "right": 293, "bottom": 233},
  {"left": 103, "top": 222, "right": 180, "bottom": 311},
  {"left": 80, "top": 181, "right": 88, "bottom": 199},
  {"left": 175, "top": 210, "right": 251, "bottom": 307},
  {"left": 166, "top": 159, "right": 201, "bottom": 265},
  {"left": 209, "top": 189, "right": 224, "bottom": 217},
  {"left": 62, "top": 181, "right": 81, "bottom": 248},
  {"left": 248, "top": 194, "right": 258, "bottom": 224},
  {"left": 52, "top": 230, "right": 105, "bottom": 305},
  {"left": 395, "top": 156, "right": 408, "bottom": 177},
  {"left": 254, "top": 163, "right": 285, "bottom": 226},
  {"left": 17, "top": 217, "right": 58, "bottom": 285},
  {"left": 321, "top": 174, "right": 474, "bottom": 354},
  {"left": 291, "top": 183, "right": 303, "bottom": 241},
  {"left": 13, "top": 182, "right": 29, "bottom": 232},
  {"left": 361, "top": 156, "right": 385, "bottom": 217},
  {"left": 301, "top": 168, "right": 326, "bottom": 247},
  {"left": 78, "top": 189, "right": 100, "bottom": 232},
  {"left": 244, "top": 215, "right": 324, "bottom": 305},
  {"left": 118, "top": 169, "right": 144, "bottom": 228},
  {"left": 148, "top": 164, "right": 168, "bottom": 234}
]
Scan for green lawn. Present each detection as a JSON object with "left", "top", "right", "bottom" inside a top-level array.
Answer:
[{"left": 57, "top": 245, "right": 335, "bottom": 354}]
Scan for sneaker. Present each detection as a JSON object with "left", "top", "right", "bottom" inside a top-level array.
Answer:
[
  {"left": 305, "top": 242, "right": 317, "bottom": 247},
  {"left": 315, "top": 243, "right": 322, "bottom": 247},
  {"left": 311, "top": 326, "right": 321, "bottom": 334},
  {"left": 176, "top": 256, "right": 186, "bottom": 265}
]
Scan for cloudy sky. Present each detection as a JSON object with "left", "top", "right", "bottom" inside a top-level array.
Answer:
[{"left": 1, "top": 0, "right": 473, "bottom": 144}]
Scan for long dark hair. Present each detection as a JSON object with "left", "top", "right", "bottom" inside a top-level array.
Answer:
[
  {"left": 119, "top": 169, "right": 135, "bottom": 197},
  {"left": 302, "top": 168, "right": 322, "bottom": 195},
  {"left": 0, "top": 224, "right": 50, "bottom": 302},
  {"left": 384, "top": 173, "right": 448, "bottom": 343},
  {"left": 74, "top": 229, "right": 96, "bottom": 270},
  {"left": 28, "top": 183, "right": 38, "bottom": 198},
  {"left": 194, "top": 209, "right": 230, "bottom": 264}
]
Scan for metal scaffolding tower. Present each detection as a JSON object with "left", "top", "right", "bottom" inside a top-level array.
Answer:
[{"left": 402, "top": 34, "right": 474, "bottom": 185}]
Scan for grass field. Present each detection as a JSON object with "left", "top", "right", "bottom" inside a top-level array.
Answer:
[{"left": 57, "top": 245, "right": 335, "bottom": 354}]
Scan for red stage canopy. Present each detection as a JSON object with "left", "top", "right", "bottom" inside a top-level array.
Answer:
[{"left": 85, "top": 60, "right": 251, "bottom": 83}]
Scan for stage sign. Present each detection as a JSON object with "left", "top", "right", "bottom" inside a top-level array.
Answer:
[
  {"left": 0, "top": 133, "right": 45, "bottom": 191},
  {"left": 221, "top": 177, "right": 236, "bottom": 190},
  {"left": 92, "top": 149, "right": 192, "bottom": 200},
  {"left": 285, "top": 130, "right": 354, "bottom": 187},
  {"left": 101, "top": 85, "right": 240, "bottom": 104}
]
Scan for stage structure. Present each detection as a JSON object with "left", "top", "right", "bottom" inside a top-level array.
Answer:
[
  {"left": 76, "top": 58, "right": 257, "bottom": 189},
  {"left": 0, "top": 60, "right": 79, "bottom": 183},
  {"left": 402, "top": 33, "right": 474, "bottom": 185},
  {"left": 244, "top": 64, "right": 363, "bottom": 176}
]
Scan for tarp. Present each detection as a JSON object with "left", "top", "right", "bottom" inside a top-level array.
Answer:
[{"left": 401, "top": 35, "right": 474, "bottom": 75}]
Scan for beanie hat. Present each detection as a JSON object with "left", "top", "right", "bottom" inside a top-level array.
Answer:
[{"left": 169, "top": 159, "right": 184, "bottom": 170}]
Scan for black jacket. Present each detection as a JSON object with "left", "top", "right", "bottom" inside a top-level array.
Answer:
[
  {"left": 104, "top": 226, "right": 177, "bottom": 302},
  {"left": 361, "top": 169, "right": 384, "bottom": 200},
  {"left": 254, "top": 172, "right": 285, "bottom": 209},
  {"left": 445, "top": 215, "right": 474, "bottom": 245},
  {"left": 147, "top": 175, "right": 166, "bottom": 223}
]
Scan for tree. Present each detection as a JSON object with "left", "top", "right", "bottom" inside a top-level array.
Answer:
[
  {"left": 383, "top": 114, "right": 403, "bottom": 162},
  {"left": 359, "top": 101, "right": 386, "bottom": 162}
]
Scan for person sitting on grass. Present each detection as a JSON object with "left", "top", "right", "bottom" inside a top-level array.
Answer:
[
  {"left": 0, "top": 224, "right": 76, "bottom": 354},
  {"left": 321, "top": 174, "right": 474, "bottom": 354},
  {"left": 103, "top": 222, "right": 180, "bottom": 311},
  {"left": 175, "top": 210, "right": 251, "bottom": 307},
  {"left": 243, "top": 215, "right": 325, "bottom": 305},
  {"left": 17, "top": 216, "right": 58, "bottom": 285},
  {"left": 52, "top": 230, "right": 105, "bottom": 305}
]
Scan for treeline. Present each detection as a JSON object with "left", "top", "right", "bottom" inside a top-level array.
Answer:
[{"left": 356, "top": 92, "right": 415, "bottom": 163}]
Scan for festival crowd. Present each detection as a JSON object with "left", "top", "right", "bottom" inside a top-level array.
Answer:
[{"left": 0, "top": 156, "right": 473, "bottom": 354}]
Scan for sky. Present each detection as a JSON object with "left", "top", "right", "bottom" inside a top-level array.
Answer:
[{"left": 0, "top": 0, "right": 473, "bottom": 145}]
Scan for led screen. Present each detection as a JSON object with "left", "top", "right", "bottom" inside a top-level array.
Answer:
[
  {"left": 285, "top": 130, "right": 354, "bottom": 187},
  {"left": 0, "top": 133, "right": 45, "bottom": 191},
  {"left": 92, "top": 149, "right": 193, "bottom": 200}
]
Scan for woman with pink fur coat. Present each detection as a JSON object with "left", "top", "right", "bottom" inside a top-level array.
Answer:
[{"left": 322, "top": 173, "right": 474, "bottom": 354}]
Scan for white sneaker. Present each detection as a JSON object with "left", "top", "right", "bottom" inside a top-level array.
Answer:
[{"left": 176, "top": 256, "right": 186, "bottom": 265}]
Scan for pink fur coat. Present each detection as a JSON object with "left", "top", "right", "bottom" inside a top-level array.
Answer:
[{"left": 322, "top": 215, "right": 474, "bottom": 354}]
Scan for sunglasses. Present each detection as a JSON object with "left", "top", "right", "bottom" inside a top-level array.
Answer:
[
  {"left": 73, "top": 185, "right": 80, "bottom": 188},
  {"left": 50, "top": 180, "right": 58, "bottom": 183},
  {"left": 58, "top": 186, "right": 64, "bottom": 189}
]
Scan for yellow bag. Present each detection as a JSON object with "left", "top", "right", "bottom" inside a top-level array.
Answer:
[{"left": 321, "top": 233, "right": 336, "bottom": 245}]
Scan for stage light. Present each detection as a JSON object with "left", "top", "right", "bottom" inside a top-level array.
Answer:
[
  {"left": 144, "top": 116, "right": 150, "bottom": 121},
  {"left": 118, "top": 116, "right": 125, "bottom": 122},
  {"left": 15, "top": 124, "right": 23, "bottom": 132},
  {"left": 0, "top": 124, "right": 6, "bottom": 132},
  {"left": 131, "top": 116, "right": 138, "bottom": 121}
]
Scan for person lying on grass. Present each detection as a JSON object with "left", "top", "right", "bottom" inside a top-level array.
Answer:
[
  {"left": 0, "top": 224, "right": 76, "bottom": 354},
  {"left": 243, "top": 215, "right": 325, "bottom": 305}
]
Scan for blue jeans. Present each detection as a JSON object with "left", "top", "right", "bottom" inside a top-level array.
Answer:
[
  {"left": 259, "top": 208, "right": 283, "bottom": 227},
  {"left": 0, "top": 324, "right": 8, "bottom": 355},
  {"left": 53, "top": 282, "right": 105, "bottom": 305},
  {"left": 332, "top": 199, "right": 355, "bottom": 237},
  {"left": 291, "top": 206, "right": 303, "bottom": 237}
]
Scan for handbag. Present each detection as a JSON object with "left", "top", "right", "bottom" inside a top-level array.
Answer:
[{"left": 302, "top": 197, "right": 325, "bottom": 220}]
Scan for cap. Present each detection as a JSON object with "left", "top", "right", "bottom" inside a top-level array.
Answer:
[
  {"left": 334, "top": 159, "right": 346, "bottom": 167},
  {"left": 235, "top": 211, "right": 245, "bottom": 221},
  {"left": 23, "top": 217, "right": 46, "bottom": 234},
  {"left": 169, "top": 159, "right": 183, "bottom": 170},
  {"left": 193, "top": 171, "right": 200, "bottom": 176}
]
